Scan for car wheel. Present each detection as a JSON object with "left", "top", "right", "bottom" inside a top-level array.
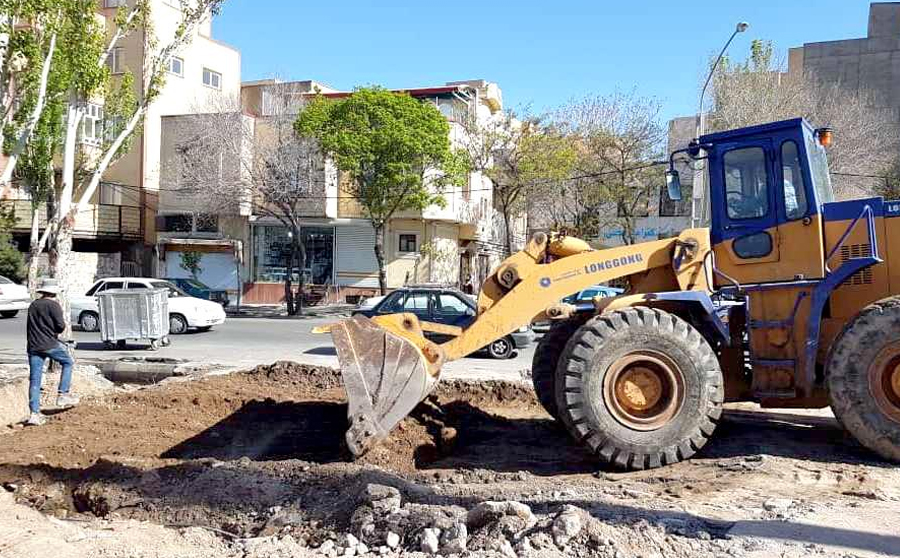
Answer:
[
  {"left": 0, "top": 310, "right": 18, "bottom": 318},
  {"left": 79, "top": 311, "right": 100, "bottom": 332},
  {"left": 169, "top": 314, "right": 188, "bottom": 335},
  {"left": 488, "top": 336, "right": 514, "bottom": 359}
]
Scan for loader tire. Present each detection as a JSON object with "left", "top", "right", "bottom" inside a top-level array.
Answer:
[
  {"left": 556, "top": 308, "right": 723, "bottom": 470},
  {"left": 826, "top": 297, "right": 900, "bottom": 463},
  {"left": 531, "top": 319, "right": 584, "bottom": 420}
]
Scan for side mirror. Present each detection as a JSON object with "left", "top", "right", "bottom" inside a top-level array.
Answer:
[{"left": 665, "top": 170, "right": 682, "bottom": 201}]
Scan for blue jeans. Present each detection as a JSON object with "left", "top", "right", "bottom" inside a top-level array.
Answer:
[{"left": 28, "top": 343, "right": 74, "bottom": 413}]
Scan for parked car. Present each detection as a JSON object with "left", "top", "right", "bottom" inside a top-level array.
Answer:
[
  {"left": 165, "top": 277, "right": 230, "bottom": 307},
  {"left": 71, "top": 277, "right": 226, "bottom": 334},
  {"left": 533, "top": 285, "right": 624, "bottom": 333},
  {"left": 354, "top": 294, "right": 386, "bottom": 312},
  {"left": 0, "top": 275, "right": 29, "bottom": 318},
  {"left": 352, "top": 285, "right": 534, "bottom": 359}
]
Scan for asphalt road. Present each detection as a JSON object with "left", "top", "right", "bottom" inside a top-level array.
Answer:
[{"left": 0, "top": 312, "right": 537, "bottom": 381}]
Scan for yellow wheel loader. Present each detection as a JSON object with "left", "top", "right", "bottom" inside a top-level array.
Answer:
[{"left": 325, "top": 118, "right": 900, "bottom": 470}]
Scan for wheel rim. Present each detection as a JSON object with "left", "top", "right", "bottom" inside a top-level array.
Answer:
[
  {"left": 603, "top": 350, "right": 685, "bottom": 431},
  {"left": 491, "top": 339, "right": 509, "bottom": 356},
  {"left": 170, "top": 316, "right": 186, "bottom": 334},
  {"left": 868, "top": 343, "right": 900, "bottom": 424},
  {"left": 82, "top": 314, "right": 98, "bottom": 331}
]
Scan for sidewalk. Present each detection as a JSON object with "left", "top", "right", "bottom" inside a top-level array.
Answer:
[{"left": 225, "top": 303, "right": 354, "bottom": 319}]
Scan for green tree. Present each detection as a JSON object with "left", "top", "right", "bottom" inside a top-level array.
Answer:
[
  {"left": 0, "top": 204, "right": 23, "bottom": 280},
  {"left": 297, "top": 87, "right": 461, "bottom": 294}
]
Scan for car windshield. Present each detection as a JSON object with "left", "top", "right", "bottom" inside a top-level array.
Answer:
[
  {"left": 150, "top": 281, "right": 187, "bottom": 297},
  {"left": 0, "top": 275, "right": 12, "bottom": 284},
  {"left": 805, "top": 131, "right": 834, "bottom": 204}
]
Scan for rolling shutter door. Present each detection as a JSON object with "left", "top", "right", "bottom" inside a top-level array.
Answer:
[{"left": 336, "top": 224, "right": 379, "bottom": 287}]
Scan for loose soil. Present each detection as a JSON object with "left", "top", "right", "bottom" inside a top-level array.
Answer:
[{"left": 1, "top": 361, "right": 899, "bottom": 557}]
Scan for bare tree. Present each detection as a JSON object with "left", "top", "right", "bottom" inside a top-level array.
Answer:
[
  {"left": 457, "top": 108, "right": 575, "bottom": 255},
  {"left": 168, "top": 82, "right": 326, "bottom": 315},
  {"left": 710, "top": 39, "right": 899, "bottom": 198},
  {"left": 551, "top": 91, "right": 666, "bottom": 245}
]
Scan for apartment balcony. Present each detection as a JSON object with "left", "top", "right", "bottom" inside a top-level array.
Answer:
[{"left": 1, "top": 199, "right": 143, "bottom": 240}]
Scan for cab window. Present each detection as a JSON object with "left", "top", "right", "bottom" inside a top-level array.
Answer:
[
  {"left": 724, "top": 147, "right": 769, "bottom": 220},
  {"left": 781, "top": 141, "right": 809, "bottom": 220}
]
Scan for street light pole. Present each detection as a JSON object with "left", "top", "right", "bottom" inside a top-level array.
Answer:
[{"left": 691, "top": 21, "right": 749, "bottom": 228}]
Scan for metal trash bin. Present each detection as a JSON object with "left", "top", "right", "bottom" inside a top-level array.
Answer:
[{"left": 97, "top": 288, "right": 171, "bottom": 351}]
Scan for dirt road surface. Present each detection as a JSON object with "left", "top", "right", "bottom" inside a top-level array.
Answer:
[{"left": 1, "top": 362, "right": 898, "bottom": 557}]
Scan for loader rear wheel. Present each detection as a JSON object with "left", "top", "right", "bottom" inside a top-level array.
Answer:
[
  {"left": 827, "top": 297, "right": 900, "bottom": 462},
  {"left": 531, "top": 319, "right": 584, "bottom": 420},
  {"left": 555, "top": 308, "right": 723, "bottom": 470}
]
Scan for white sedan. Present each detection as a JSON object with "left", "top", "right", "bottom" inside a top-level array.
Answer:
[
  {"left": 0, "top": 275, "right": 30, "bottom": 318},
  {"left": 71, "top": 277, "right": 226, "bottom": 334}
]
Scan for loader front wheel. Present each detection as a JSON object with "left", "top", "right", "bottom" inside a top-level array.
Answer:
[
  {"left": 827, "top": 297, "right": 900, "bottom": 463},
  {"left": 556, "top": 308, "right": 723, "bottom": 470},
  {"left": 531, "top": 319, "right": 584, "bottom": 420}
]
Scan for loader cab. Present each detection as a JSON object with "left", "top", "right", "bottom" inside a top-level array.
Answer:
[{"left": 699, "top": 118, "right": 834, "bottom": 286}]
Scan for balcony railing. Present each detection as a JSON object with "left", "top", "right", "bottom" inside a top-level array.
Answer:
[{"left": 1, "top": 199, "right": 143, "bottom": 240}]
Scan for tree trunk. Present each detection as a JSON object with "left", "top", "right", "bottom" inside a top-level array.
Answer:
[
  {"left": 27, "top": 205, "right": 41, "bottom": 297},
  {"left": 287, "top": 228, "right": 306, "bottom": 316},
  {"left": 284, "top": 243, "right": 295, "bottom": 316},
  {"left": 55, "top": 219, "right": 73, "bottom": 337},
  {"left": 373, "top": 224, "right": 387, "bottom": 295},
  {"left": 502, "top": 209, "right": 514, "bottom": 257}
]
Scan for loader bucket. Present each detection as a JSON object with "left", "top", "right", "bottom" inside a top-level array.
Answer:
[{"left": 330, "top": 313, "right": 444, "bottom": 457}]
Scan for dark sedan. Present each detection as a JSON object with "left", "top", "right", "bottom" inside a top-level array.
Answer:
[
  {"left": 353, "top": 286, "right": 534, "bottom": 359},
  {"left": 164, "top": 277, "right": 229, "bottom": 307}
]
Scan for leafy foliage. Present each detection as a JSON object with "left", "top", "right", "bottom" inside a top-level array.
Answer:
[
  {"left": 179, "top": 250, "right": 203, "bottom": 279},
  {"left": 296, "top": 87, "right": 455, "bottom": 228},
  {"left": 0, "top": 205, "right": 23, "bottom": 281}
]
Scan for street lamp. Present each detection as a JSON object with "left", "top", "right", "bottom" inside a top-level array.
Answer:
[{"left": 691, "top": 21, "right": 750, "bottom": 227}]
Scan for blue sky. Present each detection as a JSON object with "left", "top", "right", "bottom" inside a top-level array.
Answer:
[{"left": 213, "top": 0, "right": 872, "bottom": 122}]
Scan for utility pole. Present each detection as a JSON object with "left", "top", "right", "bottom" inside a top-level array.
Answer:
[{"left": 691, "top": 21, "right": 749, "bottom": 228}]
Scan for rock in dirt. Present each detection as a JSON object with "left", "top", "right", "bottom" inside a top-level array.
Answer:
[
  {"left": 763, "top": 498, "right": 793, "bottom": 512},
  {"left": 552, "top": 505, "right": 584, "bottom": 546},
  {"left": 385, "top": 531, "right": 400, "bottom": 549},
  {"left": 466, "top": 500, "right": 536, "bottom": 530},
  {"left": 361, "top": 483, "right": 402, "bottom": 513},
  {"left": 420, "top": 527, "right": 441, "bottom": 554},
  {"left": 440, "top": 522, "right": 468, "bottom": 554}
]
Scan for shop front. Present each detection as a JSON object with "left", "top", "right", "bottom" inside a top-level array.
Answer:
[{"left": 244, "top": 224, "right": 335, "bottom": 304}]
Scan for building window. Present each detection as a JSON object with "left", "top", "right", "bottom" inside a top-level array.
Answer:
[
  {"left": 108, "top": 47, "right": 124, "bottom": 74},
  {"left": 253, "top": 225, "right": 334, "bottom": 284},
  {"left": 104, "top": 0, "right": 127, "bottom": 7},
  {"left": 168, "top": 56, "right": 184, "bottom": 77},
  {"left": 80, "top": 103, "right": 104, "bottom": 146},
  {"left": 397, "top": 233, "right": 418, "bottom": 253},
  {"left": 161, "top": 214, "right": 194, "bottom": 233},
  {"left": 202, "top": 67, "right": 221, "bottom": 90}
]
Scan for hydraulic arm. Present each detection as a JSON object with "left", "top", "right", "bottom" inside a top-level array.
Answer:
[{"left": 328, "top": 228, "right": 712, "bottom": 456}]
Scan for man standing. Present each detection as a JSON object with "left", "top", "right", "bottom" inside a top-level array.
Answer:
[{"left": 25, "top": 278, "right": 79, "bottom": 426}]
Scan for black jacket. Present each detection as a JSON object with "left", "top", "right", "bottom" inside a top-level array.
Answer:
[{"left": 27, "top": 297, "right": 65, "bottom": 353}]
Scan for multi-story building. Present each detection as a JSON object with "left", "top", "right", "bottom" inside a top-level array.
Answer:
[
  {"left": 1, "top": 0, "right": 239, "bottom": 293},
  {"left": 158, "top": 79, "right": 522, "bottom": 304}
]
